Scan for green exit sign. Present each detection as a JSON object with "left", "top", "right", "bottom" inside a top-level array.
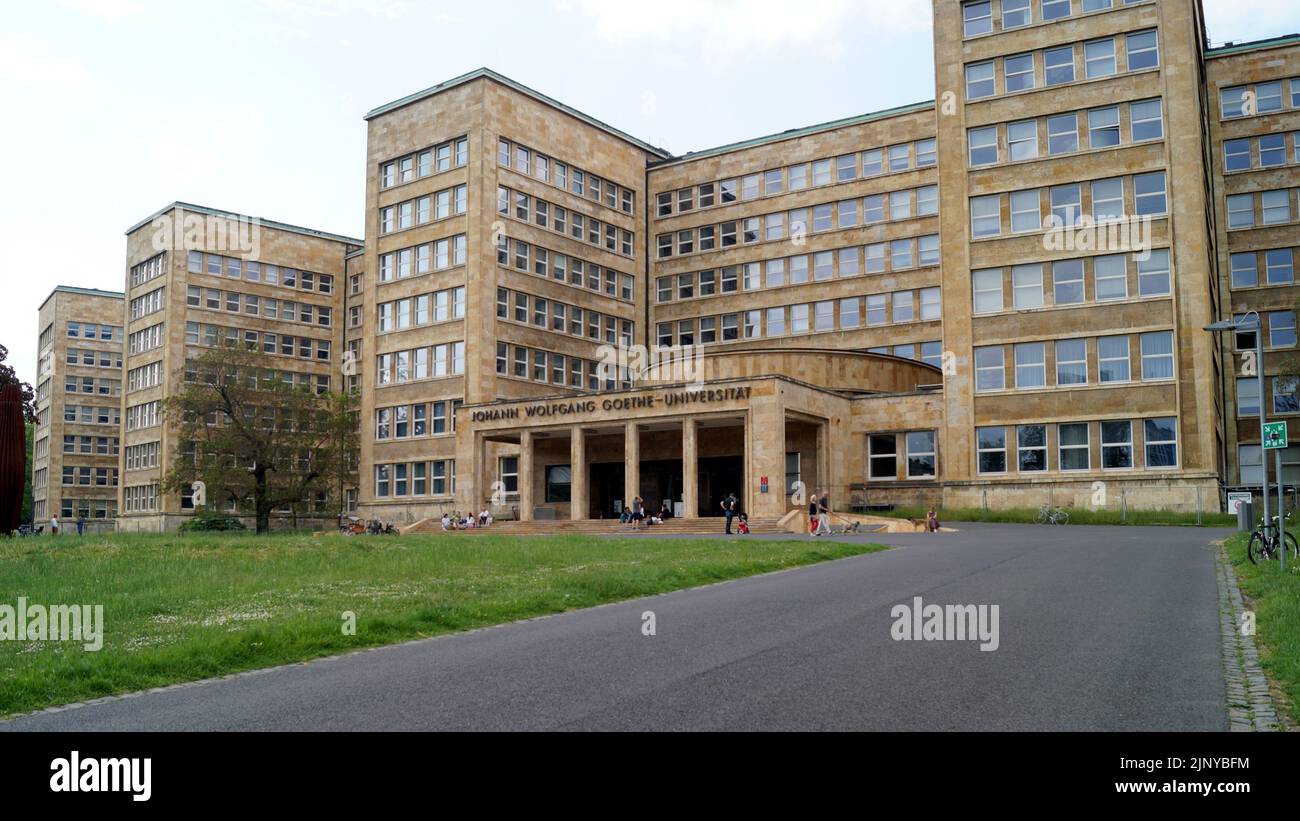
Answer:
[{"left": 1264, "top": 421, "right": 1288, "bottom": 450}]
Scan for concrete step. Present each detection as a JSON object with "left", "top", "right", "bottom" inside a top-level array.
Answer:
[{"left": 406, "top": 517, "right": 787, "bottom": 536}]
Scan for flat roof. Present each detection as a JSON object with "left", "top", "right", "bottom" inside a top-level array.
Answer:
[
  {"left": 126, "top": 202, "right": 363, "bottom": 246},
  {"left": 364, "top": 67, "right": 674, "bottom": 159},
  {"left": 39, "top": 286, "right": 124, "bottom": 311},
  {"left": 650, "top": 100, "right": 937, "bottom": 169},
  {"left": 1207, "top": 33, "right": 1300, "bottom": 58}
]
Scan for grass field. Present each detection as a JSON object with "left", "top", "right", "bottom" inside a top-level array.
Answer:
[
  {"left": 1223, "top": 530, "right": 1300, "bottom": 725},
  {"left": 873, "top": 505, "right": 1236, "bottom": 527},
  {"left": 0, "top": 531, "right": 888, "bottom": 717}
]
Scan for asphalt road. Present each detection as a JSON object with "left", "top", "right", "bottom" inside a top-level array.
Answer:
[{"left": 1, "top": 523, "right": 1232, "bottom": 731}]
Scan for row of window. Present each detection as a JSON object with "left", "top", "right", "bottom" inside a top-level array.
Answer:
[
  {"left": 65, "top": 376, "right": 120, "bottom": 396},
  {"left": 497, "top": 186, "right": 637, "bottom": 259},
  {"left": 1223, "top": 131, "right": 1300, "bottom": 173},
  {"left": 968, "top": 98, "right": 1163, "bottom": 167},
  {"left": 126, "top": 400, "right": 159, "bottom": 432},
  {"left": 127, "top": 362, "right": 161, "bottom": 392},
  {"left": 1226, "top": 188, "right": 1300, "bottom": 230},
  {"left": 374, "top": 461, "right": 457, "bottom": 499},
  {"left": 974, "top": 331, "right": 1173, "bottom": 393},
  {"left": 971, "top": 249, "right": 1170, "bottom": 314},
  {"left": 378, "top": 184, "right": 468, "bottom": 234},
  {"left": 124, "top": 442, "right": 160, "bottom": 471},
  {"left": 653, "top": 139, "right": 938, "bottom": 218},
  {"left": 130, "top": 253, "right": 167, "bottom": 288},
  {"left": 495, "top": 288, "right": 635, "bottom": 346},
  {"left": 65, "top": 348, "right": 123, "bottom": 369},
  {"left": 656, "top": 184, "right": 939, "bottom": 259},
  {"left": 129, "top": 287, "right": 165, "bottom": 321},
  {"left": 658, "top": 236, "right": 940, "bottom": 305},
  {"left": 970, "top": 171, "right": 1168, "bottom": 238},
  {"left": 184, "top": 322, "right": 334, "bottom": 363},
  {"left": 966, "top": 29, "right": 1159, "bottom": 101},
  {"left": 378, "top": 234, "right": 467, "bottom": 282},
  {"left": 123, "top": 484, "right": 159, "bottom": 512},
  {"left": 1221, "top": 78, "right": 1300, "bottom": 120},
  {"left": 62, "top": 466, "right": 120, "bottom": 487},
  {"left": 976, "top": 417, "right": 1177, "bottom": 474},
  {"left": 495, "top": 236, "right": 636, "bottom": 301},
  {"left": 67, "top": 321, "right": 122, "bottom": 341},
  {"left": 185, "top": 286, "right": 333, "bottom": 327},
  {"left": 377, "top": 287, "right": 466, "bottom": 333},
  {"left": 375, "top": 399, "right": 464, "bottom": 441},
  {"left": 1229, "top": 310, "right": 1298, "bottom": 351},
  {"left": 186, "top": 251, "right": 336, "bottom": 296},
  {"left": 495, "top": 343, "right": 632, "bottom": 392},
  {"left": 655, "top": 289, "right": 942, "bottom": 346},
  {"left": 181, "top": 361, "right": 331, "bottom": 395},
  {"left": 1237, "top": 376, "right": 1300, "bottom": 418},
  {"left": 1230, "top": 248, "right": 1300, "bottom": 290},
  {"left": 380, "top": 135, "right": 469, "bottom": 189},
  {"left": 866, "top": 431, "right": 939, "bottom": 481},
  {"left": 963, "top": 0, "right": 1148, "bottom": 38},
  {"left": 497, "top": 137, "right": 636, "bottom": 216},
  {"left": 375, "top": 342, "right": 466, "bottom": 386},
  {"left": 65, "top": 404, "right": 121, "bottom": 427},
  {"left": 128, "top": 324, "right": 163, "bottom": 356},
  {"left": 59, "top": 499, "right": 117, "bottom": 520},
  {"left": 62, "top": 435, "right": 119, "bottom": 456}
]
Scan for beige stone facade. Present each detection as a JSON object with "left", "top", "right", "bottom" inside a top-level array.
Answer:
[
  {"left": 40, "top": 1, "right": 1300, "bottom": 528},
  {"left": 116, "top": 204, "right": 361, "bottom": 532},
  {"left": 31, "top": 287, "right": 125, "bottom": 532}
]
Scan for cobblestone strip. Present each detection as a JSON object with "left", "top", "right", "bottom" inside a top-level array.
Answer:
[{"left": 1216, "top": 543, "right": 1280, "bottom": 732}]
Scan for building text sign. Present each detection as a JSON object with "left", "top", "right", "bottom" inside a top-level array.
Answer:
[{"left": 469, "top": 385, "right": 754, "bottom": 424}]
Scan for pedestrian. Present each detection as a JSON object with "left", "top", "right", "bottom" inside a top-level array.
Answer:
[
  {"left": 76, "top": 514, "right": 86, "bottom": 537},
  {"left": 630, "top": 496, "right": 645, "bottom": 530},
  {"left": 808, "top": 495, "right": 819, "bottom": 537},
  {"left": 926, "top": 507, "right": 941, "bottom": 533},
  {"left": 50, "top": 514, "right": 60, "bottom": 537},
  {"left": 721, "top": 493, "right": 737, "bottom": 534},
  {"left": 817, "top": 490, "right": 832, "bottom": 536}
]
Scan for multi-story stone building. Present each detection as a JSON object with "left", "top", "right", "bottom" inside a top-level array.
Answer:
[
  {"left": 32, "top": 287, "right": 125, "bottom": 531},
  {"left": 117, "top": 203, "right": 361, "bottom": 532},
  {"left": 39, "top": 0, "right": 1300, "bottom": 529}
]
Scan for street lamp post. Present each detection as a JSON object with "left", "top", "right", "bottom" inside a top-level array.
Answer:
[{"left": 1206, "top": 312, "right": 1277, "bottom": 568}]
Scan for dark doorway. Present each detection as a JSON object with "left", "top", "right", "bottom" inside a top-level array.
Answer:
[
  {"left": 588, "top": 462, "right": 623, "bottom": 519},
  {"left": 639, "top": 459, "right": 683, "bottom": 515},
  {"left": 698, "top": 455, "right": 743, "bottom": 518}
]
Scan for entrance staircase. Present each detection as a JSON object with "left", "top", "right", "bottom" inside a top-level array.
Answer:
[{"left": 404, "top": 516, "right": 788, "bottom": 537}]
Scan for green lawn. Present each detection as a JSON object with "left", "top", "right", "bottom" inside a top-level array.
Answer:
[
  {"left": 0, "top": 531, "right": 887, "bottom": 717},
  {"left": 1223, "top": 530, "right": 1300, "bottom": 725},
  {"left": 871, "top": 505, "right": 1236, "bottom": 527}
]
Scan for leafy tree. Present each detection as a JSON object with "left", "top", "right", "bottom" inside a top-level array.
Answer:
[
  {"left": 0, "top": 344, "right": 36, "bottom": 423},
  {"left": 162, "top": 343, "right": 357, "bottom": 534}
]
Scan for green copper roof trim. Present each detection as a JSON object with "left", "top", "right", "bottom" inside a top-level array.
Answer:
[
  {"left": 1207, "top": 33, "right": 1300, "bottom": 58},
  {"left": 39, "top": 286, "right": 124, "bottom": 311},
  {"left": 125, "top": 202, "right": 362, "bottom": 246},
  {"left": 648, "top": 100, "right": 937, "bottom": 168},
  {"left": 364, "top": 67, "right": 673, "bottom": 159}
]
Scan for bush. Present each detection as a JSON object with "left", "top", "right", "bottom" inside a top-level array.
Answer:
[{"left": 179, "top": 510, "right": 247, "bottom": 533}]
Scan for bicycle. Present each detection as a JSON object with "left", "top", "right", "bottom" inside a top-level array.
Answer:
[
  {"left": 1034, "top": 504, "right": 1069, "bottom": 525},
  {"left": 1247, "top": 512, "right": 1299, "bottom": 564}
]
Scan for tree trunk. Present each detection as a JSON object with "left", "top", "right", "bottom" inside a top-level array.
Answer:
[{"left": 253, "top": 465, "right": 270, "bottom": 535}]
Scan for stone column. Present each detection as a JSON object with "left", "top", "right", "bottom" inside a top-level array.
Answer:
[
  {"left": 748, "top": 397, "right": 787, "bottom": 519},
  {"left": 816, "top": 421, "right": 830, "bottom": 497},
  {"left": 570, "top": 426, "right": 587, "bottom": 521},
  {"left": 518, "top": 431, "right": 534, "bottom": 522},
  {"left": 682, "top": 418, "right": 699, "bottom": 519},
  {"left": 624, "top": 421, "right": 640, "bottom": 515}
]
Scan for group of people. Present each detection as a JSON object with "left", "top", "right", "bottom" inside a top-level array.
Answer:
[
  {"left": 440, "top": 508, "right": 493, "bottom": 531},
  {"left": 808, "top": 491, "right": 835, "bottom": 536},
  {"left": 46, "top": 514, "right": 88, "bottom": 536},
  {"left": 622, "top": 497, "right": 675, "bottom": 529}
]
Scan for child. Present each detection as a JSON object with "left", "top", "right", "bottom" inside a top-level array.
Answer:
[
  {"left": 737, "top": 513, "right": 750, "bottom": 535},
  {"left": 926, "top": 507, "right": 941, "bottom": 533}
]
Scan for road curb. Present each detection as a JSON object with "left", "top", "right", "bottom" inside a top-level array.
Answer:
[{"left": 1215, "top": 542, "right": 1281, "bottom": 731}]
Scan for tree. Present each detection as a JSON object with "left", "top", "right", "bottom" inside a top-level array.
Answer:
[
  {"left": 0, "top": 344, "right": 36, "bottom": 424},
  {"left": 162, "top": 343, "right": 357, "bottom": 534},
  {"left": 23, "top": 422, "right": 34, "bottom": 526}
]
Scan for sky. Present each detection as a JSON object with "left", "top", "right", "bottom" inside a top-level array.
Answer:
[{"left": 3, "top": 0, "right": 1299, "bottom": 385}]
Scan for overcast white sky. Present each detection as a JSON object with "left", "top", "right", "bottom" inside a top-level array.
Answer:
[{"left": 3, "top": 0, "right": 1297, "bottom": 384}]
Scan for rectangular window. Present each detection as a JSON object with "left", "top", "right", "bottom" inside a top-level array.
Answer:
[
  {"left": 1012, "top": 264, "right": 1043, "bottom": 309},
  {"left": 1048, "top": 113, "right": 1078, "bottom": 155},
  {"left": 1045, "top": 45, "right": 1075, "bottom": 85},
  {"left": 1130, "top": 98, "right": 1163, "bottom": 142},
  {"left": 971, "top": 195, "right": 1001, "bottom": 238},
  {"left": 975, "top": 346, "right": 1005, "bottom": 392},
  {"left": 1101, "top": 421, "right": 1133, "bottom": 469},
  {"left": 1015, "top": 342, "right": 1046, "bottom": 388},
  {"left": 1008, "top": 120, "right": 1038, "bottom": 161},
  {"left": 1052, "top": 259, "right": 1085, "bottom": 304},
  {"left": 1056, "top": 338, "right": 1088, "bottom": 385},
  {"left": 1018, "top": 425, "right": 1048, "bottom": 472},
  {"left": 966, "top": 61, "right": 995, "bottom": 100},
  {"left": 1099, "top": 336, "right": 1131, "bottom": 382},
  {"left": 964, "top": 0, "right": 992, "bottom": 36},
  {"left": 1005, "top": 53, "right": 1035, "bottom": 93},
  {"left": 972, "top": 268, "right": 1003, "bottom": 314},
  {"left": 977, "top": 427, "right": 1008, "bottom": 474},
  {"left": 1084, "top": 38, "right": 1116, "bottom": 79},
  {"left": 868, "top": 435, "right": 897, "bottom": 480},
  {"left": 968, "top": 126, "right": 998, "bottom": 166},
  {"left": 1144, "top": 417, "right": 1177, "bottom": 468}
]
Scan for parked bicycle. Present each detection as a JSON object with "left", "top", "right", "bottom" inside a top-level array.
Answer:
[
  {"left": 1034, "top": 504, "right": 1069, "bottom": 525},
  {"left": 1247, "top": 511, "right": 1298, "bottom": 564}
]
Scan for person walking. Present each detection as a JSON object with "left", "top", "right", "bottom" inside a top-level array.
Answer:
[
  {"left": 808, "top": 495, "right": 820, "bottom": 537},
  {"left": 630, "top": 496, "right": 645, "bottom": 530},
  {"left": 721, "top": 493, "right": 737, "bottom": 534},
  {"left": 50, "top": 514, "right": 60, "bottom": 537},
  {"left": 817, "top": 490, "right": 832, "bottom": 536},
  {"left": 76, "top": 514, "right": 86, "bottom": 537}
]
